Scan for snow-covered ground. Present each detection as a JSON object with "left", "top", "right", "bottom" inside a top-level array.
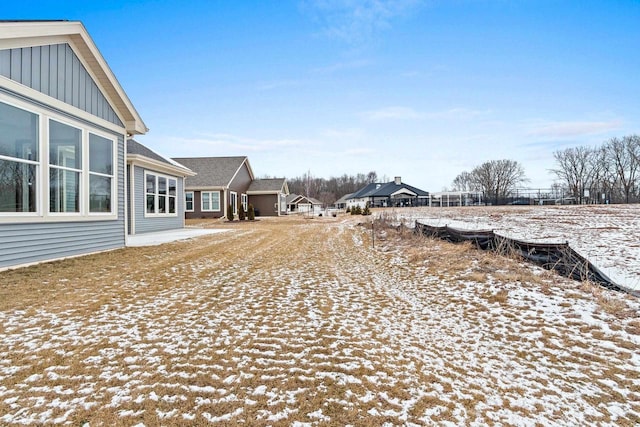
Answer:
[
  {"left": 383, "top": 204, "right": 640, "bottom": 292},
  {"left": 0, "top": 216, "right": 638, "bottom": 425}
]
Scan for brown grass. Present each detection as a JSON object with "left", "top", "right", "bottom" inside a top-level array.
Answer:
[{"left": 0, "top": 214, "right": 638, "bottom": 426}]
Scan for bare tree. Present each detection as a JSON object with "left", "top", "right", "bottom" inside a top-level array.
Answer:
[
  {"left": 451, "top": 171, "right": 476, "bottom": 192},
  {"left": 606, "top": 136, "right": 640, "bottom": 203},
  {"left": 470, "top": 159, "right": 527, "bottom": 205},
  {"left": 551, "top": 146, "right": 595, "bottom": 203}
]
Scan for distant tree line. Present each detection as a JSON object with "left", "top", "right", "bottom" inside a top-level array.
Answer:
[
  {"left": 451, "top": 159, "right": 528, "bottom": 205},
  {"left": 286, "top": 171, "right": 384, "bottom": 206},
  {"left": 551, "top": 135, "right": 640, "bottom": 204}
]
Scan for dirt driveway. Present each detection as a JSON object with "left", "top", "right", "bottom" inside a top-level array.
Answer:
[{"left": 1, "top": 215, "right": 639, "bottom": 426}]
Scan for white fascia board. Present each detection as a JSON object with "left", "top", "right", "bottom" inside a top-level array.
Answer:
[{"left": 127, "top": 154, "right": 196, "bottom": 177}]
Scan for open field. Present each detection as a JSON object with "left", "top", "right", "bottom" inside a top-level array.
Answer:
[
  {"left": 1, "top": 214, "right": 639, "bottom": 426},
  {"left": 384, "top": 204, "right": 640, "bottom": 292}
]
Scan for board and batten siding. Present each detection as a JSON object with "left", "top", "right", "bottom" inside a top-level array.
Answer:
[
  {"left": 0, "top": 135, "right": 126, "bottom": 269},
  {"left": 131, "top": 165, "right": 184, "bottom": 234},
  {"left": 0, "top": 43, "right": 123, "bottom": 127}
]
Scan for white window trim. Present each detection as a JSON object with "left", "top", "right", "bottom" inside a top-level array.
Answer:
[
  {"left": 201, "top": 191, "right": 221, "bottom": 212},
  {"left": 0, "top": 94, "right": 119, "bottom": 223},
  {"left": 230, "top": 191, "right": 237, "bottom": 215},
  {"left": 185, "top": 191, "right": 194, "bottom": 212},
  {"left": 144, "top": 171, "right": 178, "bottom": 218},
  {"left": 88, "top": 131, "right": 117, "bottom": 216},
  {"left": 241, "top": 193, "right": 248, "bottom": 212}
]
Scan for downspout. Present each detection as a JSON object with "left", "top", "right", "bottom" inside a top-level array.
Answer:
[{"left": 124, "top": 137, "right": 130, "bottom": 242}]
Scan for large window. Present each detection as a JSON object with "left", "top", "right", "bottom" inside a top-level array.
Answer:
[
  {"left": 201, "top": 191, "right": 220, "bottom": 211},
  {"left": 89, "top": 133, "right": 113, "bottom": 213},
  {"left": 185, "top": 191, "right": 194, "bottom": 212},
  {"left": 0, "top": 102, "right": 38, "bottom": 213},
  {"left": 145, "top": 172, "right": 177, "bottom": 216},
  {"left": 0, "top": 97, "right": 117, "bottom": 221},
  {"left": 49, "top": 120, "right": 81, "bottom": 213},
  {"left": 241, "top": 194, "right": 247, "bottom": 212}
]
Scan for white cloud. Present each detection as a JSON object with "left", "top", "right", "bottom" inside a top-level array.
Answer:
[
  {"left": 303, "top": 0, "right": 423, "bottom": 45},
  {"left": 361, "top": 106, "right": 491, "bottom": 121},
  {"left": 362, "top": 106, "right": 423, "bottom": 120},
  {"left": 527, "top": 120, "right": 623, "bottom": 138}
]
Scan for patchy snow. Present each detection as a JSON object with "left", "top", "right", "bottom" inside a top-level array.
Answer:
[
  {"left": 386, "top": 205, "right": 640, "bottom": 291},
  {"left": 0, "top": 215, "right": 638, "bottom": 425}
]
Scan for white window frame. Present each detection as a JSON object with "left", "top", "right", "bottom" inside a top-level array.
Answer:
[
  {"left": 185, "top": 191, "right": 194, "bottom": 212},
  {"left": 230, "top": 191, "right": 237, "bottom": 215},
  {"left": 144, "top": 171, "right": 178, "bottom": 217},
  {"left": 0, "top": 99, "right": 41, "bottom": 217},
  {"left": 88, "top": 132, "right": 116, "bottom": 215},
  {"left": 0, "top": 94, "right": 118, "bottom": 222},
  {"left": 201, "top": 191, "right": 221, "bottom": 212},
  {"left": 241, "top": 193, "right": 248, "bottom": 212}
]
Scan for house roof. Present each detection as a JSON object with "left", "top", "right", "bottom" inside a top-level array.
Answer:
[
  {"left": 247, "top": 178, "right": 288, "bottom": 194},
  {"left": 171, "top": 156, "right": 253, "bottom": 189},
  {"left": 127, "top": 140, "right": 194, "bottom": 177},
  {"left": 286, "top": 194, "right": 322, "bottom": 205},
  {"left": 334, "top": 193, "right": 353, "bottom": 204},
  {"left": 0, "top": 20, "right": 147, "bottom": 134},
  {"left": 348, "top": 180, "right": 429, "bottom": 199}
]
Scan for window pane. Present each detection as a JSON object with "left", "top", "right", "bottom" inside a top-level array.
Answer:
[
  {"left": 146, "top": 194, "right": 155, "bottom": 213},
  {"left": 202, "top": 193, "right": 210, "bottom": 211},
  {"left": 146, "top": 174, "right": 155, "bottom": 194},
  {"left": 158, "top": 177, "right": 167, "bottom": 195},
  {"left": 0, "top": 102, "right": 39, "bottom": 161},
  {"left": 49, "top": 121, "right": 81, "bottom": 169},
  {"left": 89, "top": 175, "right": 111, "bottom": 213},
  {"left": 169, "top": 196, "right": 176, "bottom": 214},
  {"left": 0, "top": 158, "right": 37, "bottom": 212},
  {"left": 49, "top": 168, "right": 79, "bottom": 212},
  {"left": 185, "top": 192, "right": 193, "bottom": 211},
  {"left": 168, "top": 179, "right": 176, "bottom": 196},
  {"left": 89, "top": 133, "right": 113, "bottom": 175},
  {"left": 158, "top": 195, "right": 166, "bottom": 213},
  {"left": 212, "top": 192, "right": 220, "bottom": 210}
]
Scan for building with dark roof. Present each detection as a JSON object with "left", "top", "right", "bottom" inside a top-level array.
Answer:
[
  {"left": 171, "top": 157, "right": 289, "bottom": 218},
  {"left": 346, "top": 177, "right": 429, "bottom": 209}
]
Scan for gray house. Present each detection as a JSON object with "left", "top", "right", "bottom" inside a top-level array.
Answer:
[
  {"left": 246, "top": 178, "right": 289, "bottom": 216},
  {"left": 172, "top": 156, "right": 254, "bottom": 220},
  {"left": 0, "top": 21, "right": 147, "bottom": 269},
  {"left": 126, "top": 140, "right": 194, "bottom": 235}
]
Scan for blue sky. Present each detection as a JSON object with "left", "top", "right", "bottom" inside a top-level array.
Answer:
[{"left": 5, "top": 1, "right": 640, "bottom": 191}]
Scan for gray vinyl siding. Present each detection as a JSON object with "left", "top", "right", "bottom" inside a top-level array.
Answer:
[
  {"left": 0, "top": 43, "right": 123, "bottom": 127},
  {"left": 131, "top": 165, "right": 184, "bottom": 234},
  {"left": 0, "top": 135, "right": 126, "bottom": 269}
]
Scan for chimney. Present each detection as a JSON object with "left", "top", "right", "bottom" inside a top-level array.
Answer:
[{"left": 394, "top": 176, "right": 401, "bottom": 185}]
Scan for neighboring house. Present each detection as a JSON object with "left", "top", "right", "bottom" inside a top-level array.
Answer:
[
  {"left": 0, "top": 21, "right": 147, "bottom": 269},
  {"left": 334, "top": 193, "right": 352, "bottom": 209},
  {"left": 286, "top": 194, "right": 323, "bottom": 214},
  {"left": 172, "top": 156, "right": 253, "bottom": 219},
  {"left": 346, "top": 177, "right": 429, "bottom": 210},
  {"left": 126, "top": 140, "right": 195, "bottom": 235},
  {"left": 246, "top": 178, "right": 289, "bottom": 216}
]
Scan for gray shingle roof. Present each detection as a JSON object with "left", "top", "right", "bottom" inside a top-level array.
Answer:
[
  {"left": 248, "top": 178, "right": 286, "bottom": 193},
  {"left": 348, "top": 181, "right": 429, "bottom": 199},
  {"left": 172, "top": 156, "right": 248, "bottom": 188},
  {"left": 127, "top": 139, "right": 186, "bottom": 169}
]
